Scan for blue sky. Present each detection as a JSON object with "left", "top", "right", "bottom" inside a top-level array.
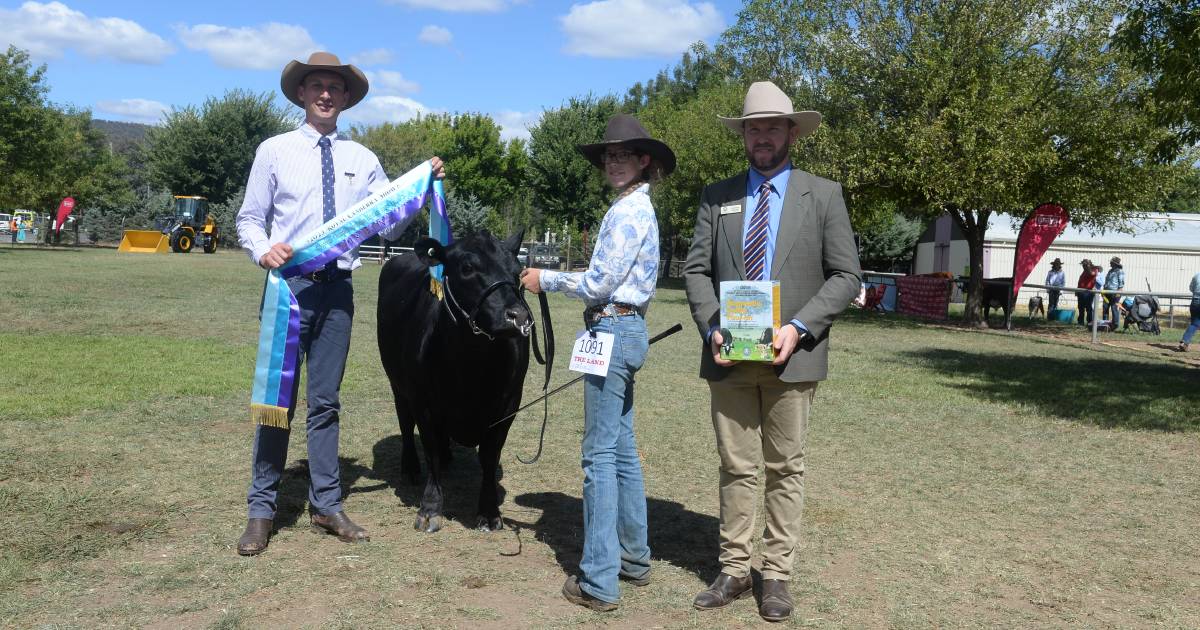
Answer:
[{"left": 2, "top": 0, "right": 743, "bottom": 140}]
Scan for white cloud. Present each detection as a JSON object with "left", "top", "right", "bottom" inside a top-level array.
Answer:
[
  {"left": 175, "top": 22, "right": 320, "bottom": 70},
  {"left": 349, "top": 48, "right": 394, "bottom": 66},
  {"left": 383, "top": 0, "right": 512, "bottom": 12},
  {"left": 493, "top": 110, "right": 541, "bottom": 142},
  {"left": 95, "top": 98, "right": 170, "bottom": 124},
  {"left": 0, "top": 1, "right": 173, "bottom": 64},
  {"left": 418, "top": 25, "right": 453, "bottom": 46},
  {"left": 343, "top": 95, "right": 439, "bottom": 126},
  {"left": 560, "top": 0, "right": 723, "bottom": 58},
  {"left": 365, "top": 70, "right": 420, "bottom": 95}
]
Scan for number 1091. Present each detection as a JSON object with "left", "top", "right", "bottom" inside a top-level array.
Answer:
[{"left": 576, "top": 337, "right": 604, "bottom": 355}]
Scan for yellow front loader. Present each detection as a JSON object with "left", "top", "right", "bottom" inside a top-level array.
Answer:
[{"left": 118, "top": 196, "right": 219, "bottom": 254}]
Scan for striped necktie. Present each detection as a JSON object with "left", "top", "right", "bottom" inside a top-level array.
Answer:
[
  {"left": 318, "top": 136, "right": 337, "bottom": 271},
  {"left": 743, "top": 181, "right": 772, "bottom": 281}
]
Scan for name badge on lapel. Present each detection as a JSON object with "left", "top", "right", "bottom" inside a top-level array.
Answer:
[{"left": 719, "top": 204, "right": 741, "bottom": 216}]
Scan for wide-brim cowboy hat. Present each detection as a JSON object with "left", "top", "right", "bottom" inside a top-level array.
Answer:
[
  {"left": 1110, "top": 256, "right": 1122, "bottom": 266},
  {"left": 280, "top": 52, "right": 369, "bottom": 110},
  {"left": 1050, "top": 258, "right": 1063, "bottom": 266},
  {"left": 576, "top": 114, "right": 676, "bottom": 176},
  {"left": 719, "top": 81, "right": 822, "bottom": 136}
]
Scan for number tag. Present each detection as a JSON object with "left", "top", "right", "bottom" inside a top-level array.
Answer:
[{"left": 569, "top": 330, "right": 615, "bottom": 377}]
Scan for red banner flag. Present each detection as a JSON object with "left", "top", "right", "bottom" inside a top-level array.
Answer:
[
  {"left": 1011, "top": 203, "right": 1069, "bottom": 299},
  {"left": 54, "top": 197, "right": 75, "bottom": 235}
]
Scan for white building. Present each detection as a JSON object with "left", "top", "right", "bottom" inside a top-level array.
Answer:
[{"left": 913, "top": 212, "right": 1200, "bottom": 310}]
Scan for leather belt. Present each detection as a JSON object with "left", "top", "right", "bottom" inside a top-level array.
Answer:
[
  {"left": 299, "top": 267, "right": 351, "bottom": 283},
  {"left": 584, "top": 302, "right": 641, "bottom": 322}
]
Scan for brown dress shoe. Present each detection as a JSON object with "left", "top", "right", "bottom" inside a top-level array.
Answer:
[
  {"left": 693, "top": 572, "right": 753, "bottom": 610},
  {"left": 310, "top": 511, "right": 370, "bottom": 543},
  {"left": 562, "top": 575, "right": 618, "bottom": 612},
  {"left": 237, "top": 518, "right": 273, "bottom": 556},
  {"left": 759, "top": 579, "right": 793, "bottom": 622}
]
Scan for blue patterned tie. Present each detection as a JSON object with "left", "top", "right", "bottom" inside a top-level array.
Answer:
[
  {"left": 743, "top": 181, "right": 772, "bottom": 281},
  {"left": 318, "top": 136, "right": 337, "bottom": 271}
]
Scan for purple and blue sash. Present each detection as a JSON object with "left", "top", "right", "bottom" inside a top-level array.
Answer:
[{"left": 250, "top": 161, "right": 445, "bottom": 428}]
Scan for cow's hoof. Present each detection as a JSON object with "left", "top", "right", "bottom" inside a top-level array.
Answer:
[
  {"left": 414, "top": 513, "right": 442, "bottom": 533},
  {"left": 476, "top": 516, "right": 503, "bottom": 532}
]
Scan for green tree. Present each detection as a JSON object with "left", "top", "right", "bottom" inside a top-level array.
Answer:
[
  {"left": 445, "top": 190, "right": 491, "bottom": 237},
  {"left": 527, "top": 95, "right": 621, "bottom": 240},
  {"left": 144, "top": 89, "right": 295, "bottom": 205},
  {"left": 1115, "top": 0, "right": 1200, "bottom": 159},
  {"left": 0, "top": 46, "right": 132, "bottom": 230},
  {"left": 638, "top": 82, "right": 746, "bottom": 262},
  {"left": 352, "top": 113, "right": 453, "bottom": 179},
  {"left": 713, "top": 0, "right": 1184, "bottom": 324}
]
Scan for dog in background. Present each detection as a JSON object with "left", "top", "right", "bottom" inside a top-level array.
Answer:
[{"left": 1027, "top": 295, "right": 1045, "bottom": 319}]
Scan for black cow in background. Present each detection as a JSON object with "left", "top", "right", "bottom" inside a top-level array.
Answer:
[
  {"left": 377, "top": 230, "right": 532, "bottom": 532},
  {"left": 981, "top": 276, "right": 1014, "bottom": 330}
]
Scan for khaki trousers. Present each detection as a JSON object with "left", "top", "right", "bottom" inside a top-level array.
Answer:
[{"left": 709, "top": 362, "right": 816, "bottom": 581}]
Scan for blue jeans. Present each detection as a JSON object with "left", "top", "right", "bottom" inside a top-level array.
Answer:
[
  {"left": 1104, "top": 293, "right": 1121, "bottom": 329},
  {"left": 1182, "top": 302, "right": 1200, "bottom": 345},
  {"left": 248, "top": 275, "right": 354, "bottom": 519},
  {"left": 578, "top": 314, "right": 651, "bottom": 604}
]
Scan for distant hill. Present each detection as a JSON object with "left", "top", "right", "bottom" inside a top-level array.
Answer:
[{"left": 91, "top": 119, "right": 152, "bottom": 153}]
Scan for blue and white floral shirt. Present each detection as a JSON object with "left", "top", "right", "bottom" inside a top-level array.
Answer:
[{"left": 539, "top": 183, "right": 659, "bottom": 310}]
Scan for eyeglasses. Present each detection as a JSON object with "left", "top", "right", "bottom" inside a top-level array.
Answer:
[{"left": 600, "top": 150, "right": 638, "bottom": 164}]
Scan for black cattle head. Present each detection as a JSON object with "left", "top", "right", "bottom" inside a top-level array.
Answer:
[{"left": 414, "top": 229, "right": 532, "bottom": 339}]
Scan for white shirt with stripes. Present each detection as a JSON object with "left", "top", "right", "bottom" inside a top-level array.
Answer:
[{"left": 236, "top": 123, "right": 409, "bottom": 271}]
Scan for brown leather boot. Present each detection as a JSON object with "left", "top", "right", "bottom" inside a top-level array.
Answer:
[
  {"left": 759, "top": 579, "right": 794, "bottom": 622},
  {"left": 310, "top": 511, "right": 370, "bottom": 543},
  {"left": 237, "top": 518, "right": 273, "bottom": 556},
  {"left": 692, "top": 573, "right": 753, "bottom": 610}
]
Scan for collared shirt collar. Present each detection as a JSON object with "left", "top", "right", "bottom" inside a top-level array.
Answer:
[
  {"left": 298, "top": 122, "right": 340, "bottom": 148},
  {"left": 748, "top": 162, "right": 792, "bottom": 198}
]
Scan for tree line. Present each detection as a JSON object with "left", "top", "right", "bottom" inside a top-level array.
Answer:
[{"left": 2, "top": 0, "right": 1197, "bottom": 322}]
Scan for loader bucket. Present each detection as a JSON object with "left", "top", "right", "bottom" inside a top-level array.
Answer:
[{"left": 118, "top": 230, "right": 169, "bottom": 253}]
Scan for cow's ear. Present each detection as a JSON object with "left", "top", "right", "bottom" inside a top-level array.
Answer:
[
  {"left": 503, "top": 229, "right": 525, "bottom": 254},
  {"left": 415, "top": 237, "right": 445, "bottom": 267}
]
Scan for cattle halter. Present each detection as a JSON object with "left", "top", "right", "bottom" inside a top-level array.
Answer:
[{"left": 439, "top": 275, "right": 529, "bottom": 341}]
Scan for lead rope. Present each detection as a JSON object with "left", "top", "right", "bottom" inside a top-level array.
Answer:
[{"left": 516, "top": 288, "right": 554, "bottom": 464}]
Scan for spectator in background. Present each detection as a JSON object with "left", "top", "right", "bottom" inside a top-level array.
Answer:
[
  {"left": 8, "top": 217, "right": 16, "bottom": 244},
  {"left": 1177, "top": 269, "right": 1200, "bottom": 352},
  {"left": 1076, "top": 259, "right": 1098, "bottom": 326},
  {"left": 1045, "top": 258, "right": 1065, "bottom": 312},
  {"left": 1102, "top": 257, "right": 1125, "bottom": 330}
]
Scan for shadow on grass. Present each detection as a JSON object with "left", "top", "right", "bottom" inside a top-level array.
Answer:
[
  {"left": 363, "top": 434, "right": 507, "bottom": 530},
  {"left": 272, "top": 457, "right": 376, "bottom": 529},
  {"left": 897, "top": 348, "right": 1199, "bottom": 432},
  {"left": 509, "top": 491, "right": 720, "bottom": 582}
]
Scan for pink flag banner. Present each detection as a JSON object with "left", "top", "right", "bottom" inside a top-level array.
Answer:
[{"left": 1011, "top": 203, "right": 1070, "bottom": 299}]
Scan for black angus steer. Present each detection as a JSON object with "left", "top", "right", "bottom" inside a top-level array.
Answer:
[
  {"left": 377, "top": 230, "right": 531, "bottom": 533},
  {"left": 981, "top": 276, "right": 1014, "bottom": 329}
]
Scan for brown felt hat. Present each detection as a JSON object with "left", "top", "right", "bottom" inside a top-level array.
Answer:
[
  {"left": 280, "top": 52, "right": 369, "bottom": 110},
  {"left": 576, "top": 114, "right": 676, "bottom": 176},
  {"left": 719, "top": 81, "right": 822, "bottom": 137}
]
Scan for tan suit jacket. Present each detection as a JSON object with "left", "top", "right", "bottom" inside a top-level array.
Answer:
[{"left": 683, "top": 167, "right": 862, "bottom": 382}]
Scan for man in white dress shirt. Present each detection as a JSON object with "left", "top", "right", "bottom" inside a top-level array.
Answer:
[{"left": 234, "top": 51, "right": 444, "bottom": 555}]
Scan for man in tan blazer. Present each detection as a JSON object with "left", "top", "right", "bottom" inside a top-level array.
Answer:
[{"left": 683, "top": 81, "right": 861, "bottom": 622}]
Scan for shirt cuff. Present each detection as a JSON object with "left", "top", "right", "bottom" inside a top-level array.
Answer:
[
  {"left": 705, "top": 324, "right": 720, "bottom": 344},
  {"left": 539, "top": 270, "right": 559, "bottom": 292},
  {"left": 248, "top": 241, "right": 271, "bottom": 266},
  {"left": 789, "top": 319, "right": 809, "bottom": 336}
]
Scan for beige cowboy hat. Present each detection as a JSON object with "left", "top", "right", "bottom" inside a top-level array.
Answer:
[
  {"left": 719, "top": 81, "right": 822, "bottom": 136},
  {"left": 280, "top": 52, "right": 369, "bottom": 110},
  {"left": 576, "top": 114, "right": 677, "bottom": 176}
]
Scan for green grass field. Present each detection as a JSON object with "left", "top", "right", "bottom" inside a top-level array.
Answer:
[{"left": 1, "top": 245, "right": 1197, "bottom": 628}]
